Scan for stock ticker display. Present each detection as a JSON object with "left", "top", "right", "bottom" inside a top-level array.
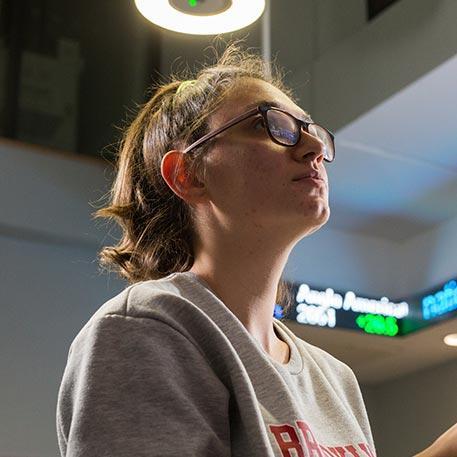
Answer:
[{"left": 274, "top": 277, "right": 457, "bottom": 337}]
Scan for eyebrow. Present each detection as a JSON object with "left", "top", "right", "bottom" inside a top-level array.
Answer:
[{"left": 243, "top": 99, "right": 312, "bottom": 122}]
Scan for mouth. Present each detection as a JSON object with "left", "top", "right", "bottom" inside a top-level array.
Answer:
[{"left": 292, "top": 171, "right": 325, "bottom": 183}]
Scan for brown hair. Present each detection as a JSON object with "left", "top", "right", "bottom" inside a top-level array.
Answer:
[{"left": 94, "top": 40, "right": 294, "bottom": 314}]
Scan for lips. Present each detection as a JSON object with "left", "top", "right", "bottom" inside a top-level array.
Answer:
[{"left": 292, "top": 170, "right": 324, "bottom": 182}]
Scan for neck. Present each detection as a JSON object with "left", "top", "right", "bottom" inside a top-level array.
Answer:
[{"left": 189, "top": 224, "right": 296, "bottom": 358}]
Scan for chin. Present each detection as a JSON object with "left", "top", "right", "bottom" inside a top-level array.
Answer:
[
  {"left": 306, "top": 198, "right": 330, "bottom": 220},
  {"left": 319, "top": 204, "right": 331, "bottom": 224},
  {"left": 315, "top": 209, "right": 330, "bottom": 229},
  {"left": 302, "top": 203, "right": 330, "bottom": 235}
]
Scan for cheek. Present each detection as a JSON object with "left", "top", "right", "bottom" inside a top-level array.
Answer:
[
  {"left": 238, "top": 150, "right": 283, "bottom": 196},
  {"left": 204, "top": 141, "right": 289, "bottom": 210},
  {"left": 204, "top": 144, "right": 241, "bottom": 181},
  {"left": 203, "top": 149, "right": 247, "bottom": 199}
]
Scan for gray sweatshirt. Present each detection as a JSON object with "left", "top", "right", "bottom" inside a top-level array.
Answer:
[{"left": 56, "top": 271, "right": 376, "bottom": 456}]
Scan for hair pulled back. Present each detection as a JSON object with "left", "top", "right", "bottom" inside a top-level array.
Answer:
[{"left": 94, "top": 41, "right": 294, "bottom": 310}]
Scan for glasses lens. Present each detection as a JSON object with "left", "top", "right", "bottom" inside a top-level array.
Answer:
[
  {"left": 266, "top": 110, "right": 299, "bottom": 146},
  {"left": 308, "top": 124, "right": 334, "bottom": 161}
]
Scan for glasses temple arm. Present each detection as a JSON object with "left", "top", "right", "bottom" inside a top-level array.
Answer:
[{"left": 182, "top": 108, "right": 259, "bottom": 154}]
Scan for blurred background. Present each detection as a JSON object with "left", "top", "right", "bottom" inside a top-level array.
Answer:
[{"left": 1, "top": 0, "right": 456, "bottom": 456}]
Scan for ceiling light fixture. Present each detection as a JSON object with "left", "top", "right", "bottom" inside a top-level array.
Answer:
[
  {"left": 134, "top": 0, "right": 266, "bottom": 35},
  {"left": 443, "top": 333, "right": 457, "bottom": 347}
]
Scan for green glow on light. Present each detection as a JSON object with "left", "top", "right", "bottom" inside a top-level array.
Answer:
[
  {"left": 356, "top": 314, "right": 399, "bottom": 337},
  {"left": 188, "top": 0, "right": 197, "bottom": 7}
]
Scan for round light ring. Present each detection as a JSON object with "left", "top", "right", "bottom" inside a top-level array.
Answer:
[
  {"left": 135, "top": 0, "right": 266, "bottom": 35},
  {"left": 443, "top": 333, "right": 457, "bottom": 347},
  {"left": 169, "top": 0, "right": 232, "bottom": 16}
]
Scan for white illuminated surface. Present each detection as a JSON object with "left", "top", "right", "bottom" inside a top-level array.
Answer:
[
  {"left": 296, "top": 303, "right": 336, "bottom": 328},
  {"left": 443, "top": 333, "right": 457, "bottom": 347},
  {"left": 135, "top": 0, "right": 266, "bottom": 35},
  {"left": 295, "top": 283, "right": 410, "bottom": 329},
  {"left": 296, "top": 284, "right": 409, "bottom": 319}
]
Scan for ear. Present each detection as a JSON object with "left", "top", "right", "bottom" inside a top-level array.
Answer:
[{"left": 160, "top": 150, "right": 206, "bottom": 203}]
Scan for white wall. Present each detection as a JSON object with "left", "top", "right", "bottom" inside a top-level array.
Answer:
[
  {"left": 397, "top": 215, "right": 457, "bottom": 297},
  {"left": 287, "top": 211, "right": 457, "bottom": 302},
  {"left": 0, "top": 140, "right": 126, "bottom": 457},
  {"left": 314, "top": 0, "right": 367, "bottom": 58},
  {"left": 0, "top": 138, "right": 114, "bottom": 246},
  {"left": 285, "top": 224, "right": 401, "bottom": 297},
  {"left": 360, "top": 215, "right": 457, "bottom": 457},
  {"left": 312, "top": 0, "right": 457, "bottom": 131},
  {"left": 0, "top": 234, "right": 126, "bottom": 457},
  {"left": 362, "top": 358, "right": 457, "bottom": 457}
]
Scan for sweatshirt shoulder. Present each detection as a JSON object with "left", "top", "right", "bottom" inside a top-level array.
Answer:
[
  {"left": 90, "top": 275, "right": 193, "bottom": 321},
  {"left": 71, "top": 276, "right": 199, "bottom": 350}
]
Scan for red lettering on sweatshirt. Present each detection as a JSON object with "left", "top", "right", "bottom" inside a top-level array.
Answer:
[
  {"left": 359, "top": 443, "right": 376, "bottom": 457},
  {"left": 268, "top": 420, "right": 376, "bottom": 457},
  {"left": 269, "top": 424, "right": 305, "bottom": 457},
  {"left": 325, "top": 446, "right": 360, "bottom": 456},
  {"left": 319, "top": 445, "right": 340, "bottom": 457},
  {"left": 296, "top": 421, "right": 324, "bottom": 456},
  {"left": 320, "top": 444, "right": 376, "bottom": 457}
]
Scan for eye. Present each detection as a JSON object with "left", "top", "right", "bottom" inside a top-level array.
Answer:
[{"left": 252, "top": 117, "right": 265, "bottom": 130}]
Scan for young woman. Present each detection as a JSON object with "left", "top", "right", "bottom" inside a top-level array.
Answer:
[{"left": 56, "top": 44, "right": 455, "bottom": 457}]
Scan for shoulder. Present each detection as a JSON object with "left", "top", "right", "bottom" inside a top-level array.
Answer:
[
  {"left": 81, "top": 273, "right": 203, "bottom": 328},
  {"left": 68, "top": 275, "right": 193, "bottom": 349},
  {"left": 61, "top": 274, "right": 237, "bottom": 398},
  {"left": 89, "top": 273, "right": 193, "bottom": 320},
  {"left": 68, "top": 273, "right": 227, "bottom": 363},
  {"left": 57, "top": 290, "right": 230, "bottom": 456}
]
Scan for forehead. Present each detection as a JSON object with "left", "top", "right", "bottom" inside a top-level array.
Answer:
[{"left": 214, "top": 78, "right": 310, "bottom": 124}]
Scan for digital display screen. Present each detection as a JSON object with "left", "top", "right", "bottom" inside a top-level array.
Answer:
[
  {"left": 276, "top": 277, "right": 457, "bottom": 337},
  {"left": 422, "top": 279, "right": 457, "bottom": 320}
]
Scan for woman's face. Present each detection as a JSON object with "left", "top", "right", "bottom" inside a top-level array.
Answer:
[{"left": 200, "top": 77, "right": 330, "bottom": 240}]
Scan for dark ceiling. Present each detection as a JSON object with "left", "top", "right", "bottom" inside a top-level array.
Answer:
[{"left": 0, "top": 0, "right": 161, "bottom": 158}]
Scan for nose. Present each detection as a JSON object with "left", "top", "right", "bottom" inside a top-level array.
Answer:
[{"left": 290, "top": 126, "right": 325, "bottom": 164}]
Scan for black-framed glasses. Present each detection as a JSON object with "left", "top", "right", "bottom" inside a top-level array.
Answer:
[{"left": 182, "top": 102, "right": 335, "bottom": 162}]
